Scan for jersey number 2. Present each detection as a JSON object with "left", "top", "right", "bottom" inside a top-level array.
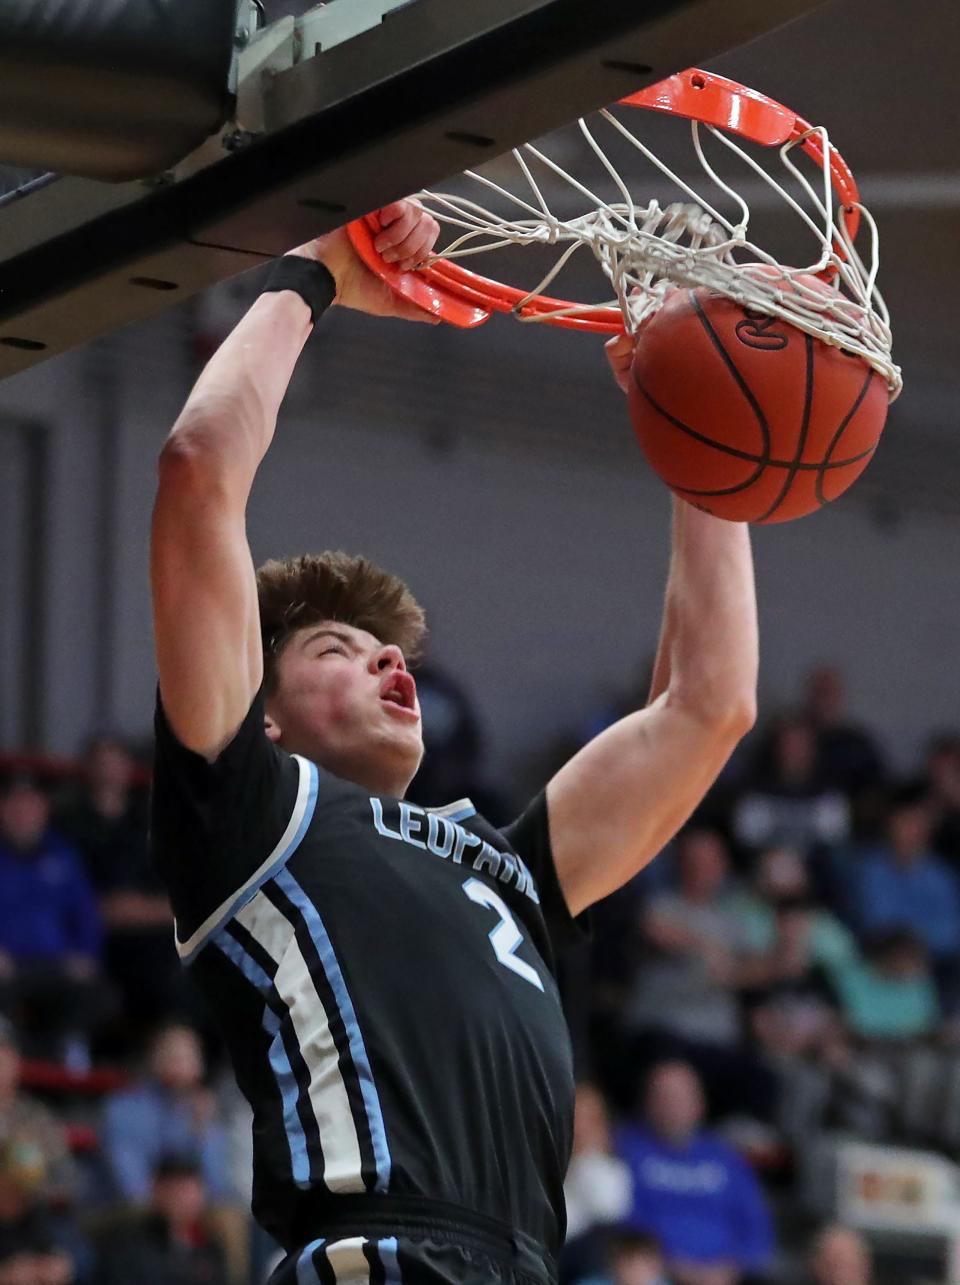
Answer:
[{"left": 463, "top": 877, "right": 544, "bottom": 991}]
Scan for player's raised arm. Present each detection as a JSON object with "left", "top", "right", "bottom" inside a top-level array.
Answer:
[
  {"left": 544, "top": 332, "right": 758, "bottom": 916},
  {"left": 150, "top": 201, "right": 439, "bottom": 760}
]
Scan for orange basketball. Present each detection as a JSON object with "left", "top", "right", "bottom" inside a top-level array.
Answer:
[{"left": 627, "top": 281, "right": 889, "bottom": 523}]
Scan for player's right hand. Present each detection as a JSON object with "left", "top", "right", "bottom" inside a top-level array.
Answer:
[
  {"left": 604, "top": 330, "right": 634, "bottom": 394},
  {"left": 289, "top": 199, "right": 440, "bottom": 324}
]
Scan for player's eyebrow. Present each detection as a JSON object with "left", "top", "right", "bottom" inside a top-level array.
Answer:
[{"left": 300, "top": 627, "right": 357, "bottom": 653}]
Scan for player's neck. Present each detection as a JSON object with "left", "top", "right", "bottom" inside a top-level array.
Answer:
[
  {"left": 283, "top": 739, "right": 412, "bottom": 799},
  {"left": 340, "top": 762, "right": 411, "bottom": 799}
]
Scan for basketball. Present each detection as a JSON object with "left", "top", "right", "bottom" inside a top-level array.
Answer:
[{"left": 627, "top": 281, "right": 890, "bottom": 523}]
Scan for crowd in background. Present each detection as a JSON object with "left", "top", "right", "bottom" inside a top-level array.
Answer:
[{"left": 0, "top": 659, "right": 957, "bottom": 1283}]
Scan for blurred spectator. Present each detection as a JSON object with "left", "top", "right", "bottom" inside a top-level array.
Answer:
[
  {"left": 575, "top": 1231, "right": 671, "bottom": 1285},
  {"left": 831, "top": 930, "right": 939, "bottom": 1042},
  {"left": 736, "top": 890, "right": 845, "bottom": 1058},
  {"left": 615, "top": 1062, "right": 774, "bottom": 1285},
  {"left": 406, "top": 661, "right": 512, "bottom": 825},
  {"left": 737, "top": 875, "right": 850, "bottom": 1148},
  {"left": 846, "top": 785, "right": 960, "bottom": 998},
  {"left": 625, "top": 829, "right": 743, "bottom": 1049},
  {"left": 0, "top": 775, "right": 107, "bottom": 1062},
  {"left": 0, "top": 1020, "right": 76, "bottom": 1208},
  {"left": 729, "top": 847, "right": 857, "bottom": 977},
  {"left": 730, "top": 848, "right": 853, "bottom": 1086},
  {"left": 96, "top": 1156, "right": 228, "bottom": 1285},
  {"left": 0, "top": 1137, "right": 83, "bottom": 1285},
  {"left": 55, "top": 737, "right": 181, "bottom": 1037},
  {"left": 923, "top": 732, "right": 960, "bottom": 862},
  {"left": 0, "top": 1237, "right": 76, "bottom": 1285},
  {"left": 732, "top": 715, "right": 850, "bottom": 857},
  {"left": 819, "top": 929, "right": 957, "bottom": 1145},
  {"left": 803, "top": 665, "right": 886, "bottom": 803},
  {"left": 607, "top": 831, "right": 777, "bottom": 1122},
  {"left": 53, "top": 737, "right": 147, "bottom": 874},
  {"left": 566, "top": 1084, "right": 633, "bottom": 1238},
  {"left": 562, "top": 1084, "right": 633, "bottom": 1283},
  {"left": 101, "top": 1023, "right": 230, "bottom": 1204},
  {"left": 804, "top": 1223, "right": 871, "bottom": 1285}
]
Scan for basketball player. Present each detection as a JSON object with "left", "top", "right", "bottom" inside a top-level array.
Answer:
[{"left": 150, "top": 199, "right": 758, "bottom": 1284}]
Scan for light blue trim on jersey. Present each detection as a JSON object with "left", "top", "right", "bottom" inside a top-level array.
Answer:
[
  {"left": 379, "top": 1236, "right": 403, "bottom": 1284},
  {"left": 429, "top": 798, "right": 476, "bottom": 825},
  {"left": 444, "top": 805, "right": 476, "bottom": 824},
  {"left": 178, "top": 756, "right": 319, "bottom": 964},
  {"left": 296, "top": 1238, "right": 326, "bottom": 1285},
  {"left": 275, "top": 867, "right": 392, "bottom": 1192},
  {"left": 214, "top": 926, "right": 311, "bottom": 1188}
]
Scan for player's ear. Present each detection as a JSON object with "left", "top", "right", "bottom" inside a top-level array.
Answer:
[{"left": 264, "top": 711, "right": 282, "bottom": 744}]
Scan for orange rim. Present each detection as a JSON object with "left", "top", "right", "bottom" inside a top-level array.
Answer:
[{"left": 347, "top": 68, "right": 863, "bottom": 331}]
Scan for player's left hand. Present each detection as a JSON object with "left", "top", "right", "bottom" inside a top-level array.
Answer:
[
  {"left": 604, "top": 330, "right": 634, "bottom": 394},
  {"left": 289, "top": 199, "right": 441, "bottom": 323},
  {"left": 370, "top": 200, "right": 439, "bottom": 272}
]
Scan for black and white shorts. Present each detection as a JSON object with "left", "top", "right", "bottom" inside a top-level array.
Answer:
[{"left": 269, "top": 1195, "right": 556, "bottom": 1285}]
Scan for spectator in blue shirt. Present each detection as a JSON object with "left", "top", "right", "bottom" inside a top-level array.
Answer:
[
  {"left": 55, "top": 736, "right": 182, "bottom": 1036},
  {"left": 849, "top": 786, "right": 960, "bottom": 995},
  {"left": 102, "top": 1023, "right": 231, "bottom": 1204},
  {"left": 615, "top": 1061, "right": 774, "bottom": 1285},
  {"left": 0, "top": 773, "right": 108, "bottom": 1061}
]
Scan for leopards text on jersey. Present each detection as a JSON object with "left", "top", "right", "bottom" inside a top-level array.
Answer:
[{"left": 150, "top": 689, "right": 581, "bottom": 1279}]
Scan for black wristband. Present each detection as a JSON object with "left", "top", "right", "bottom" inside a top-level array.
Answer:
[{"left": 261, "top": 256, "right": 337, "bottom": 326}]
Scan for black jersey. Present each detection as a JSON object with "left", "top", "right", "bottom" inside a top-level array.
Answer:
[{"left": 150, "top": 689, "right": 580, "bottom": 1272}]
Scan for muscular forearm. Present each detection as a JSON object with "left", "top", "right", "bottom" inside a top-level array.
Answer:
[
  {"left": 660, "top": 499, "right": 758, "bottom": 727},
  {"left": 163, "top": 288, "right": 314, "bottom": 498},
  {"left": 149, "top": 201, "right": 438, "bottom": 760}
]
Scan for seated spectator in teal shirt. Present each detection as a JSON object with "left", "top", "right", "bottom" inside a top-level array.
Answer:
[
  {"left": 832, "top": 930, "right": 939, "bottom": 1042},
  {"left": 729, "top": 846, "right": 857, "bottom": 976}
]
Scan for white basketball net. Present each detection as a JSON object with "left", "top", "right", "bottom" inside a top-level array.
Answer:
[{"left": 417, "top": 107, "right": 902, "bottom": 398}]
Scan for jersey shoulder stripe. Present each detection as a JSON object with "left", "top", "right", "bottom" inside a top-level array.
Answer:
[{"left": 176, "top": 754, "right": 318, "bottom": 962}]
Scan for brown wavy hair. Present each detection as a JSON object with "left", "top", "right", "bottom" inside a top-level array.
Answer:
[{"left": 257, "top": 551, "right": 426, "bottom": 692}]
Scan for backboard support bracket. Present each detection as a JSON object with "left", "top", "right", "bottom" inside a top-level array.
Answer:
[{"left": 0, "top": 0, "right": 827, "bottom": 378}]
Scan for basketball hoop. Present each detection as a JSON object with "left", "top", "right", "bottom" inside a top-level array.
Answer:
[{"left": 346, "top": 68, "right": 901, "bottom": 398}]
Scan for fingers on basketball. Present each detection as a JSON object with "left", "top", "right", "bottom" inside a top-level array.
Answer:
[{"left": 605, "top": 332, "right": 635, "bottom": 393}]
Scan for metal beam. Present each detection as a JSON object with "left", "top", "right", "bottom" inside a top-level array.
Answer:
[{"left": 0, "top": 0, "right": 826, "bottom": 378}]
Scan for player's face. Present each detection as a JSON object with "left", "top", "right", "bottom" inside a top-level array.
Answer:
[{"left": 266, "top": 620, "right": 424, "bottom": 797}]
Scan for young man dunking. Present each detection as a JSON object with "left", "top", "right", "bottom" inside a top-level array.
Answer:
[{"left": 150, "top": 200, "right": 758, "bottom": 1285}]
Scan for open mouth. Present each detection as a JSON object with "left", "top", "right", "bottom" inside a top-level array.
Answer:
[{"left": 379, "top": 671, "right": 418, "bottom": 715}]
